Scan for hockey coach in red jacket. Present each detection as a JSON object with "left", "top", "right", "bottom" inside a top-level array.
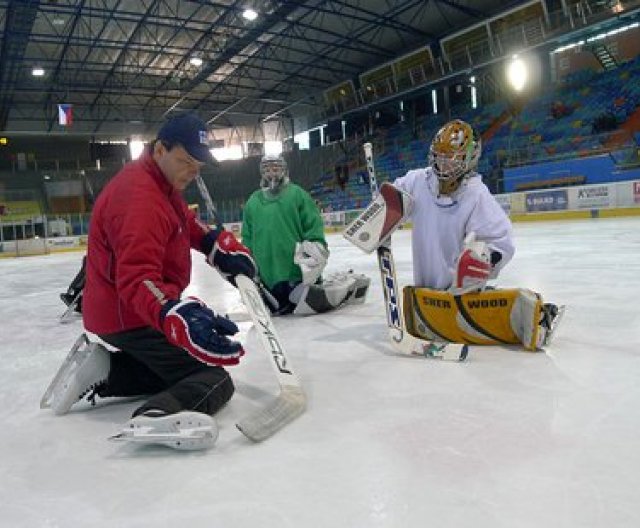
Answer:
[{"left": 45, "top": 113, "right": 257, "bottom": 447}]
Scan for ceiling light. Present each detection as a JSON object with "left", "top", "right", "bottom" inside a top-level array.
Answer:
[
  {"left": 189, "top": 57, "right": 203, "bottom": 67},
  {"left": 52, "top": 18, "right": 65, "bottom": 26},
  {"left": 242, "top": 9, "right": 258, "bottom": 21},
  {"left": 32, "top": 67, "right": 45, "bottom": 77},
  {"left": 506, "top": 57, "right": 528, "bottom": 92}
]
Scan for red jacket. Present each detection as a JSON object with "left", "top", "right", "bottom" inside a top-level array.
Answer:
[{"left": 83, "top": 151, "right": 208, "bottom": 335}]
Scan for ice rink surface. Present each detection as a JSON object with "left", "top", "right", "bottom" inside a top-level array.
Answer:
[{"left": 1, "top": 217, "right": 640, "bottom": 528}]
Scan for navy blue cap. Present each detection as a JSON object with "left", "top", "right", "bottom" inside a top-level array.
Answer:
[{"left": 157, "top": 114, "right": 213, "bottom": 163}]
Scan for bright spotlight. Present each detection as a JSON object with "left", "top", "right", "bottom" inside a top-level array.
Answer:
[
  {"left": 507, "top": 56, "right": 528, "bottom": 92},
  {"left": 129, "top": 140, "right": 146, "bottom": 160},
  {"left": 242, "top": 9, "right": 258, "bottom": 21},
  {"left": 264, "top": 141, "right": 283, "bottom": 156},
  {"left": 189, "top": 57, "right": 203, "bottom": 67},
  {"left": 32, "top": 67, "right": 45, "bottom": 77}
]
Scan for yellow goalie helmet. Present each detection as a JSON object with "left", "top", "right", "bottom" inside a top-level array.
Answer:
[{"left": 428, "top": 119, "right": 481, "bottom": 195}]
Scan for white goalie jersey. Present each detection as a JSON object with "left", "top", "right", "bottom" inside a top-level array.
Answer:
[{"left": 393, "top": 168, "right": 515, "bottom": 289}]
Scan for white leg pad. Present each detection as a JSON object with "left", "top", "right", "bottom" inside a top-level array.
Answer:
[{"left": 292, "top": 272, "right": 371, "bottom": 315}]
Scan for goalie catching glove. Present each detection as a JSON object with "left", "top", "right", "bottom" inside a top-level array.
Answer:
[
  {"left": 294, "top": 240, "right": 329, "bottom": 285},
  {"left": 160, "top": 297, "right": 244, "bottom": 366},
  {"left": 450, "top": 232, "right": 494, "bottom": 295},
  {"left": 202, "top": 228, "right": 257, "bottom": 287}
]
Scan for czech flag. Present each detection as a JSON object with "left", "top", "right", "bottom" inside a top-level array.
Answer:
[{"left": 58, "top": 104, "right": 73, "bottom": 126}]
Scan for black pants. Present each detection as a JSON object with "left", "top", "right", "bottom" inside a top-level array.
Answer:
[{"left": 99, "top": 327, "right": 234, "bottom": 418}]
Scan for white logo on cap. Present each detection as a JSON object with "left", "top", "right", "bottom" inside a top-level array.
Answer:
[{"left": 199, "top": 130, "right": 208, "bottom": 145}]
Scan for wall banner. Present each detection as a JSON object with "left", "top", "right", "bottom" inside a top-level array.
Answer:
[
  {"left": 575, "top": 185, "right": 611, "bottom": 209},
  {"left": 525, "top": 190, "right": 568, "bottom": 212}
]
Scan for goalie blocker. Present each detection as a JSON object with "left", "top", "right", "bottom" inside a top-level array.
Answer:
[{"left": 343, "top": 182, "right": 413, "bottom": 253}]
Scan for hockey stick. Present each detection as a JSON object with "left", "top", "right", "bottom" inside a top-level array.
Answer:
[
  {"left": 194, "top": 174, "right": 222, "bottom": 228},
  {"left": 196, "top": 174, "right": 305, "bottom": 435},
  {"left": 362, "top": 143, "right": 468, "bottom": 361},
  {"left": 235, "top": 274, "right": 306, "bottom": 441},
  {"left": 194, "top": 174, "right": 279, "bottom": 311}
]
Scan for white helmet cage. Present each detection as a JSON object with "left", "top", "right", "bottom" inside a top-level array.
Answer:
[
  {"left": 428, "top": 119, "right": 481, "bottom": 194},
  {"left": 259, "top": 154, "right": 289, "bottom": 193}
]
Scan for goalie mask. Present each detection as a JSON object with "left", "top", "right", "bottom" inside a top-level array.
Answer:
[
  {"left": 260, "top": 154, "right": 289, "bottom": 196},
  {"left": 428, "top": 119, "right": 481, "bottom": 196}
]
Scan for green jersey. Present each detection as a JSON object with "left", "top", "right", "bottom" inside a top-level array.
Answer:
[{"left": 241, "top": 183, "right": 326, "bottom": 289}]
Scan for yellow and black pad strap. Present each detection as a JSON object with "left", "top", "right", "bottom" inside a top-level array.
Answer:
[{"left": 405, "top": 287, "right": 524, "bottom": 346}]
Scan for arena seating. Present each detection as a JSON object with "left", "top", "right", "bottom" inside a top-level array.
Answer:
[{"left": 311, "top": 55, "right": 640, "bottom": 212}]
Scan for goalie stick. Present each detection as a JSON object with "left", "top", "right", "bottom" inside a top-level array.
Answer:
[
  {"left": 360, "top": 143, "right": 468, "bottom": 361},
  {"left": 235, "top": 274, "right": 306, "bottom": 441},
  {"left": 377, "top": 244, "right": 468, "bottom": 361},
  {"left": 363, "top": 142, "right": 379, "bottom": 197}
]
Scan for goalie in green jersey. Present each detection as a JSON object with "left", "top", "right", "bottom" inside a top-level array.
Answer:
[{"left": 242, "top": 154, "right": 370, "bottom": 315}]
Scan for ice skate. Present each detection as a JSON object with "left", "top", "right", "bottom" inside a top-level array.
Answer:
[
  {"left": 59, "top": 290, "right": 83, "bottom": 324},
  {"left": 109, "top": 410, "right": 218, "bottom": 451},
  {"left": 539, "top": 303, "right": 566, "bottom": 348},
  {"left": 41, "top": 333, "right": 110, "bottom": 415},
  {"left": 60, "top": 256, "right": 86, "bottom": 318}
]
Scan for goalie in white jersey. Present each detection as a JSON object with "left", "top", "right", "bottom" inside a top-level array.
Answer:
[
  {"left": 393, "top": 119, "right": 514, "bottom": 290},
  {"left": 391, "top": 119, "right": 562, "bottom": 350}
]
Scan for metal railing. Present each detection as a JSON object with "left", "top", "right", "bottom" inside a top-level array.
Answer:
[{"left": 322, "top": 0, "right": 640, "bottom": 119}]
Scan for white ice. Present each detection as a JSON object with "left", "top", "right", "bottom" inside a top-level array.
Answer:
[{"left": 1, "top": 218, "right": 640, "bottom": 528}]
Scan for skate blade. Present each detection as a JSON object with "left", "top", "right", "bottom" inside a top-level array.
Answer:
[
  {"left": 109, "top": 411, "right": 218, "bottom": 450},
  {"left": 59, "top": 311, "right": 81, "bottom": 325},
  {"left": 59, "top": 293, "right": 82, "bottom": 324},
  {"left": 108, "top": 429, "right": 215, "bottom": 451},
  {"left": 40, "top": 333, "right": 90, "bottom": 409}
]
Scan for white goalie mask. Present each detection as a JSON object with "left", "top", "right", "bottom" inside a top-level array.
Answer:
[
  {"left": 428, "top": 119, "right": 481, "bottom": 196},
  {"left": 259, "top": 154, "right": 289, "bottom": 195}
]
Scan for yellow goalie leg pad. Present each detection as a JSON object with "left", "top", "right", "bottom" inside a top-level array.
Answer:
[{"left": 403, "top": 287, "right": 544, "bottom": 351}]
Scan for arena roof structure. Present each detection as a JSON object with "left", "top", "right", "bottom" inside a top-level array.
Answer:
[{"left": 0, "top": 0, "right": 538, "bottom": 137}]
